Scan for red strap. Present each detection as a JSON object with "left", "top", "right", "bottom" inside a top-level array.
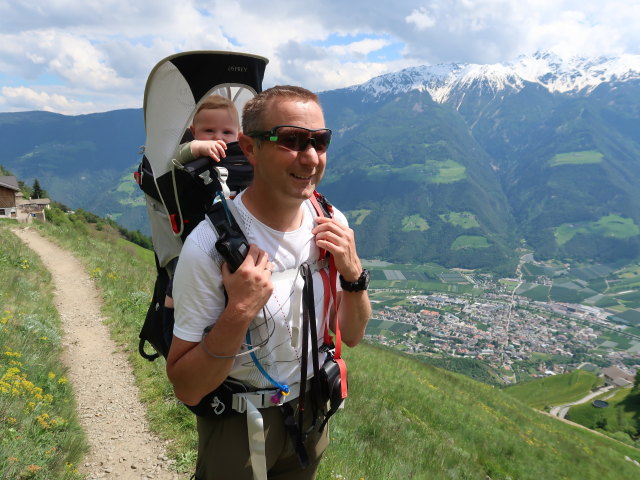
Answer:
[
  {"left": 329, "top": 256, "right": 341, "bottom": 359},
  {"left": 336, "top": 358, "right": 348, "bottom": 399},
  {"left": 170, "top": 214, "right": 180, "bottom": 234},
  {"left": 133, "top": 171, "right": 141, "bottom": 185},
  {"left": 328, "top": 256, "right": 347, "bottom": 399},
  {"left": 312, "top": 191, "right": 347, "bottom": 399},
  {"left": 319, "top": 269, "right": 333, "bottom": 345}
]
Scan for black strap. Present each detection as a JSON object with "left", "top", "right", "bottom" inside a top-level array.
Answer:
[
  {"left": 298, "top": 263, "right": 322, "bottom": 429},
  {"left": 280, "top": 402, "right": 310, "bottom": 469},
  {"left": 299, "top": 266, "right": 310, "bottom": 430}
]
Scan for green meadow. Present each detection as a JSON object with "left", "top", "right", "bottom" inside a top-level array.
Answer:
[
  {"left": 568, "top": 387, "right": 638, "bottom": 444},
  {"left": 439, "top": 211, "right": 480, "bottom": 229},
  {"left": 548, "top": 150, "right": 604, "bottom": 167},
  {"left": 555, "top": 214, "right": 640, "bottom": 246},
  {"left": 0, "top": 225, "right": 86, "bottom": 479},
  {"left": 367, "top": 158, "right": 466, "bottom": 184},
  {"left": 348, "top": 209, "right": 372, "bottom": 225},
  {"left": 402, "top": 214, "right": 429, "bottom": 231},
  {"left": 451, "top": 235, "right": 491, "bottom": 250},
  {"left": 3, "top": 213, "right": 640, "bottom": 479},
  {"left": 504, "top": 370, "right": 604, "bottom": 410},
  {"left": 427, "top": 159, "right": 466, "bottom": 183}
]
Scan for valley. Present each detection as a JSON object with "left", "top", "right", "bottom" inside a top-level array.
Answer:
[{"left": 364, "top": 253, "right": 640, "bottom": 386}]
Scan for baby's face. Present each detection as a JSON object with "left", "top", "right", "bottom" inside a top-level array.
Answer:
[{"left": 191, "top": 108, "right": 239, "bottom": 143}]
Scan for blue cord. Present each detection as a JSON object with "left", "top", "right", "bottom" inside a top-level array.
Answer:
[{"left": 246, "top": 331, "right": 289, "bottom": 395}]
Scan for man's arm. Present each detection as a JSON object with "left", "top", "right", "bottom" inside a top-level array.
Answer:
[
  {"left": 166, "top": 245, "right": 273, "bottom": 406},
  {"left": 313, "top": 217, "right": 371, "bottom": 347}
]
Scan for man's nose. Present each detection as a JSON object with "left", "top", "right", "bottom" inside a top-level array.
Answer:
[{"left": 298, "top": 143, "right": 321, "bottom": 165}]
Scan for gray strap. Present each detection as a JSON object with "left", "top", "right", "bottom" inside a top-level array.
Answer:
[{"left": 214, "top": 166, "right": 230, "bottom": 198}]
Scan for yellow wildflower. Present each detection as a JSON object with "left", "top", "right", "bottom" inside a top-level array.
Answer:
[
  {"left": 47, "top": 372, "right": 56, "bottom": 380},
  {"left": 36, "top": 413, "right": 50, "bottom": 428},
  {"left": 58, "top": 376, "right": 67, "bottom": 385}
]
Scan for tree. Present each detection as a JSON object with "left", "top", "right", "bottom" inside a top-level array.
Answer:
[
  {"left": 632, "top": 372, "right": 640, "bottom": 396},
  {"left": 31, "top": 179, "right": 46, "bottom": 199}
]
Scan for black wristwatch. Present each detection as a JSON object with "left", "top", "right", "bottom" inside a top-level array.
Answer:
[{"left": 339, "top": 269, "right": 370, "bottom": 292}]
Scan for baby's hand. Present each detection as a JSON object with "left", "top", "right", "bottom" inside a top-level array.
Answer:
[{"left": 190, "top": 140, "right": 227, "bottom": 162}]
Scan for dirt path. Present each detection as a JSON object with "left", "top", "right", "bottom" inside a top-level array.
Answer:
[
  {"left": 12, "top": 227, "right": 183, "bottom": 480},
  {"left": 548, "top": 385, "right": 614, "bottom": 418}
]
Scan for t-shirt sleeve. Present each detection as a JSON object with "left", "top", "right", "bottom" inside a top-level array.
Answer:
[
  {"left": 172, "top": 225, "right": 226, "bottom": 342},
  {"left": 331, "top": 206, "right": 349, "bottom": 228}
]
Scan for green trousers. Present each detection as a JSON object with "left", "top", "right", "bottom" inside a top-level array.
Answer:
[{"left": 194, "top": 394, "right": 329, "bottom": 480}]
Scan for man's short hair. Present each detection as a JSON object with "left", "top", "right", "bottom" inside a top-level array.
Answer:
[
  {"left": 193, "top": 95, "right": 239, "bottom": 128},
  {"left": 242, "top": 85, "right": 320, "bottom": 134}
]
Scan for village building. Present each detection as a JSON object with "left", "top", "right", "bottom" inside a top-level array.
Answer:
[
  {"left": 601, "top": 365, "right": 635, "bottom": 387},
  {"left": 0, "top": 175, "right": 51, "bottom": 222}
]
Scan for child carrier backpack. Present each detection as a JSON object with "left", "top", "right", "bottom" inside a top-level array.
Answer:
[
  {"left": 135, "top": 50, "right": 268, "bottom": 361},
  {"left": 134, "top": 52, "right": 348, "bottom": 444}
]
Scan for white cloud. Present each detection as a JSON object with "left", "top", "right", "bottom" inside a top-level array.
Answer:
[
  {"left": 0, "top": 86, "right": 94, "bottom": 114},
  {"left": 0, "top": 0, "right": 639, "bottom": 114},
  {"left": 405, "top": 8, "right": 436, "bottom": 30},
  {"left": 327, "top": 38, "right": 393, "bottom": 58}
]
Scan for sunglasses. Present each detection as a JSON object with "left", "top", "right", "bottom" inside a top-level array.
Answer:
[{"left": 248, "top": 125, "right": 332, "bottom": 153}]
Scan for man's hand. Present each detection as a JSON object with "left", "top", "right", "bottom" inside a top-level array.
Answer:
[
  {"left": 190, "top": 139, "right": 227, "bottom": 161},
  {"left": 313, "top": 217, "right": 362, "bottom": 281},
  {"left": 221, "top": 244, "right": 273, "bottom": 321}
]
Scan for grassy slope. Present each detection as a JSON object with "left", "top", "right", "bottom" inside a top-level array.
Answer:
[
  {"left": 504, "top": 370, "right": 604, "bottom": 409},
  {"left": 568, "top": 387, "right": 637, "bottom": 437},
  {"left": 319, "top": 345, "right": 640, "bottom": 479},
  {"left": 8, "top": 217, "right": 640, "bottom": 479},
  {"left": 0, "top": 224, "right": 86, "bottom": 479}
]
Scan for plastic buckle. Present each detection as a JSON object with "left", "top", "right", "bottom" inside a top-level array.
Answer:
[{"left": 232, "top": 393, "right": 247, "bottom": 413}]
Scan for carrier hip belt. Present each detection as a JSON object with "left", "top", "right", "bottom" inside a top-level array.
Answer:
[{"left": 232, "top": 381, "right": 311, "bottom": 480}]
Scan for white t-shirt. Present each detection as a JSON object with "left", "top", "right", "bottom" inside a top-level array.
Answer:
[{"left": 173, "top": 191, "right": 347, "bottom": 388}]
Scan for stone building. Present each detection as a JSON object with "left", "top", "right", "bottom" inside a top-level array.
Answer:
[{"left": 0, "top": 176, "right": 50, "bottom": 222}]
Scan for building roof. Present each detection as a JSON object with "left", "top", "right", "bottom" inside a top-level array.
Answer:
[
  {"left": 17, "top": 198, "right": 51, "bottom": 206},
  {"left": 602, "top": 365, "right": 635, "bottom": 382},
  {"left": 0, "top": 176, "right": 20, "bottom": 191},
  {"left": 613, "top": 377, "right": 633, "bottom": 387}
]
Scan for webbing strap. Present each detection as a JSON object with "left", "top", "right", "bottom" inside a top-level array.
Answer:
[
  {"left": 213, "top": 166, "right": 231, "bottom": 198},
  {"left": 245, "top": 397, "right": 267, "bottom": 480},
  {"left": 318, "top": 255, "right": 347, "bottom": 400}
]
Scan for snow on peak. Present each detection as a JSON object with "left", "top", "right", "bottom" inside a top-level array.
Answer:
[{"left": 350, "top": 52, "right": 640, "bottom": 103}]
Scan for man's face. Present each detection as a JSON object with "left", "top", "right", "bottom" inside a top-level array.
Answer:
[
  {"left": 246, "top": 99, "right": 327, "bottom": 203},
  {"left": 191, "top": 108, "right": 239, "bottom": 143}
]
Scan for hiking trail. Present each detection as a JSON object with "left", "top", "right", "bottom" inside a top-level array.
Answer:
[{"left": 12, "top": 227, "right": 184, "bottom": 480}]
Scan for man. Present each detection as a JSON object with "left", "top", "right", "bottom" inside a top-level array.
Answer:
[{"left": 166, "top": 85, "right": 371, "bottom": 480}]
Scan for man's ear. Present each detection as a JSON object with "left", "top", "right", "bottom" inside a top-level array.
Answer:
[{"left": 238, "top": 133, "right": 257, "bottom": 166}]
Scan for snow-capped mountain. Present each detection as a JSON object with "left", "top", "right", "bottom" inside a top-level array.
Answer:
[{"left": 351, "top": 51, "right": 640, "bottom": 103}]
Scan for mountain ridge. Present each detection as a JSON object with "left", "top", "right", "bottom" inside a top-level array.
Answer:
[
  {"left": 346, "top": 51, "right": 640, "bottom": 101},
  {"left": 3, "top": 52, "right": 640, "bottom": 272}
]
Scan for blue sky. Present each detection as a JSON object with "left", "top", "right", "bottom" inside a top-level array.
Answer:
[{"left": 1, "top": 0, "right": 639, "bottom": 115}]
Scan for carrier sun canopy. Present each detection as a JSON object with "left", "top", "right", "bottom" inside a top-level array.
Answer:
[{"left": 143, "top": 51, "right": 269, "bottom": 180}]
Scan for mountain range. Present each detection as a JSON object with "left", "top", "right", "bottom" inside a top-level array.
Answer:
[{"left": 3, "top": 51, "right": 640, "bottom": 273}]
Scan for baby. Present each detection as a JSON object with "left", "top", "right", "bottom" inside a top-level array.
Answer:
[{"left": 177, "top": 94, "right": 240, "bottom": 163}]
